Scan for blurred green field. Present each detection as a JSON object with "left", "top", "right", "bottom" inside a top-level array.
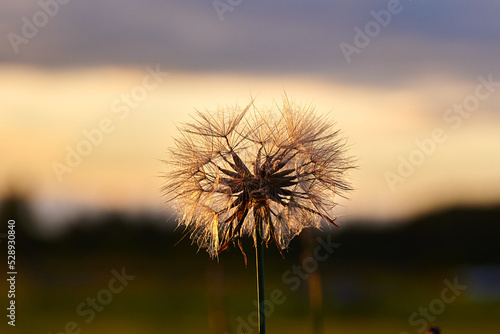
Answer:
[
  {"left": 1, "top": 198, "right": 500, "bottom": 333},
  {"left": 2, "top": 252, "right": 500, "bottom": 334}
]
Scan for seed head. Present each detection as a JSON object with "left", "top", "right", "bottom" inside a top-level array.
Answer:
[{"left": 163, "top": 98, "right": 354, "bottom": 258}]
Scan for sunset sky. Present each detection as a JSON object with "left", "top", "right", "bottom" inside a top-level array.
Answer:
[{"left": 1, "top": 0, "right": 500, "bottom": 233}]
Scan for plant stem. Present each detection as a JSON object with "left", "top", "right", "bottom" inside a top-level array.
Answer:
[{"left": 255, "top": 213, "right": 266, "bottom": 334}]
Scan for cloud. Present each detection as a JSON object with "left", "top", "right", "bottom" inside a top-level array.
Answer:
[{"left": 1, "top": 0, "right": 499, "bottom": 85}]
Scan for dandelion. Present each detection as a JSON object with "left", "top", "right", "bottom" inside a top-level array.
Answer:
[{"left": 163, "top": 97, "right": 354, "bottom": 333}]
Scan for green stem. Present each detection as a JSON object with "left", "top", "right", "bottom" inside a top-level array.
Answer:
[{"left": 255, "top": 214, "right": 266, "bottom": 334}]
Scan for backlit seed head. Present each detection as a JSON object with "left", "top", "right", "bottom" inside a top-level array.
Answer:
[{"left": 163, "top": 98, "right": 354, "bottom": 258}]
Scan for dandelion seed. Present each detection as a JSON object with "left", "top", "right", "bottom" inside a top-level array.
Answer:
[
  {"left": 163, "top": 97, "right": 354, "bottom": 334},
  {"left": 163, "top": 98, "right": 354, "bottom": 257}
]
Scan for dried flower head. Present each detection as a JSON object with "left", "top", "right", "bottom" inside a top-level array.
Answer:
[{"left": 163, "top": 98, "right": 354, "bottom": 258}]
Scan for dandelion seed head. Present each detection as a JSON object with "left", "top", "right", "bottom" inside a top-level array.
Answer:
[{"left": 163, "top": 98, "right": 354, "bottom": 257}]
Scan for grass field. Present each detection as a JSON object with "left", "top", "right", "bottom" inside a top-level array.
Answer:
[
  {"left": 2, "top": 202, "right": 499, "bottom": 333},
  {"left": 3, "top": 250, "right": 499, "bottom": 334}
]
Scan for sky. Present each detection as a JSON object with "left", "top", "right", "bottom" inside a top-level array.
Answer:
[{"left": 1, "top": 0, "right": 500, "bottom": 233}]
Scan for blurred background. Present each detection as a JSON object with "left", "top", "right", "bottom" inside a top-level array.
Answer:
[{"left": 1, "top": 1, "right": 500, "bottom": 333}]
